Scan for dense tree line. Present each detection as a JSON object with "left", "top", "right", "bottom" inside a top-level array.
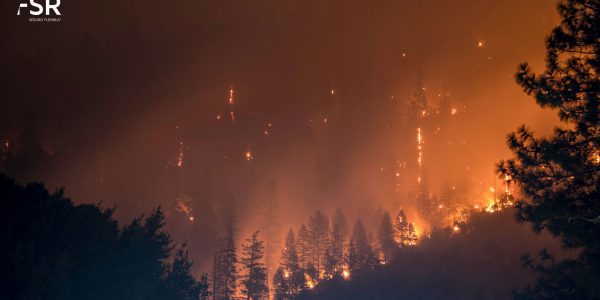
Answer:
[
  {"left": 267, "top": 207, "right": 419, "bottom": 299},
  {"left": 0, "top": 174, "right": 209, "bottom": 299}
]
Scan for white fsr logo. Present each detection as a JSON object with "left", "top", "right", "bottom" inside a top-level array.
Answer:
[{"left": 17, "top": 0, "right": 61, "bottom": 16}]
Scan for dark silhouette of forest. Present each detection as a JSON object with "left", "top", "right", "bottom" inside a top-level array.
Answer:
[{"left": 0, "top": 174, "right": 209, "bottom": 300}]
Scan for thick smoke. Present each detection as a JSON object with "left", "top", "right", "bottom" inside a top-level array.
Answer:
[{"left": 0, "top": 0, "right": 562, "bottom": 272}]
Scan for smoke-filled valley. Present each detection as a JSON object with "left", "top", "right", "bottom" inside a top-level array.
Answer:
[{"left": 1, "top": 0, "right": 598, "bottom": 299}]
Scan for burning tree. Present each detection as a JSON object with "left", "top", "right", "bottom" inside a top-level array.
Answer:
[
  {"left": 240, "top": 231, "right": 268, "bottom": 300},
  {"left": 394, "top": 209, "right": 417, "bottom": 247},
  {"left": 274, "top": 229, "right": 305, "bottom": 299},
  {"left": 497, "top": 0, "right": 600, "bottom": 298}
]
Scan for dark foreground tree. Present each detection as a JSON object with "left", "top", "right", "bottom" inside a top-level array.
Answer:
[
  {"left": 0, "top": 174, "right": 209, "bottom": 299},
  {"left": 162, "top": 244, "right": 210, "bottom": 300},
  {"left": 241, "top": 231, "right": 268, "bottom": 300},
  {"left": 497, "top": 0, "right": 600, "bottom": 298}
]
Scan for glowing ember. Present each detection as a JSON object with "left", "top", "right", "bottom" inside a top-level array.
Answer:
[
  {"left": 245, "top": 150, "right": 253, "bottom": 161},
  {"left": 417, "top": 127, "right": 423, "bottom": 171},
  {"left": 177, "top": 142, "right": 184, "bottom": 168},
  {"left": 305, "top": 274, "right": 315, "bottom": 289},
  {"left": 477, "top": 41, "right": 484, "bottom": 47},
  {"left": 228, "top": 86, "right": 236, "bottom": 122},
  {"left": 452, "top": 225, "right": 460, "bottom": 232},
  {"left": 451, "top": 108, "right": 457, "bottom": 115},
  {"left": 342, "top": 270, "right": 350, "bottom": 279}
]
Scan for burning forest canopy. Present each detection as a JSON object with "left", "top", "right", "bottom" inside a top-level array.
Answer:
[{"left": 1, "top": 0, "right": 598, "bottom": 299}]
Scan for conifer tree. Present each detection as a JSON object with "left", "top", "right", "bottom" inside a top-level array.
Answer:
[
  {"left": 348, "top": 220, "right": 377, "bottom": 277},
  {"left": 278, "top": 229, "right": 305, "bottom": 297},
  {"left": 406, "top": 223, "right": 418, "bottom": 246},
  {"left": 162, "top": 244, "right": 206, "bottom": 300},
  {"left": 307, "top": 210, "right": 329, "bottom": 277},
  {"left": 214, "top": 194, "right": 238, "bottom": 300},
  {"left": 272, "top": 267, "right": 287, "bottom": 300},
  {"left": 377, "top": 211, "right": 396, "bottom": 263},
  {"left": 331, "top": 208, "right": 348, "bottom": 274},
  {"left": 296, "top": 224, "right": 311, "bottom": 269},
  {"left": 240, "top": 231, "right": 268, "bottom": 300},
  {"left": 393, "top": 209, "right": 409, "bottom": 247},
  {"left": 497, "top": 1, "right": 600, "bottom": 297}
]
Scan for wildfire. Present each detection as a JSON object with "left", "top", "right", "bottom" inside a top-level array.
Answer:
[
  {"left": 417, "top": 127, "right": 423, "bottom": 173},
  {"left": 176, "top": 198, "right": 195, "bottom": 223},
  {"left": 177, "top": 142, "right": 184, "bottom": 168},
  {"left": 305, "top": 274, "right": 315, "bottom": 289},
  {"left": 590, "top": 150, "right": 600, "bottom": 164},
  {"left": 228, "top": 86, "right": 236, "bottom": 122}
]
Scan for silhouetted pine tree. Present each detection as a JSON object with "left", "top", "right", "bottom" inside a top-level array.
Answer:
[
  {"left": 406, "top": 223, "right": 418, "bottom": 246},
  {"left": 377, "top": 211, "right": 395, "bottom": 263},
  {"left": 393, "top": 209, "right": 409, "bottom": 246},
  {"left": 118, "top": 207, "right": 173, "bottom": 298},
  {"left": 307, "top": 210, "right": 329, "bottom": 278},
  {"left": 278, "top": 229, "right": 306, "bottom": 297},
  {"left": 497, "top": 1, "right": 600, "bottom": 298},
  {"left": 297, "top": 224, "right": 311, "bottom": 269},
  {"left": 162, "top": 244, "right": 208, "bottom": 300},
  {"left": 240, "top": 231, "right": 268, "bottom": 300},
  {"left": 214, "top": 193, "right": 238, "bottom": 300},
  {"left": 331, "top": 208, "right": 348, "bottom": 274},
  {"left": 347, "top": 220, "right": 377, "bottom": 277},
  {"left": 272, "top": 267, "right": 287, "bottom": 300}
]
